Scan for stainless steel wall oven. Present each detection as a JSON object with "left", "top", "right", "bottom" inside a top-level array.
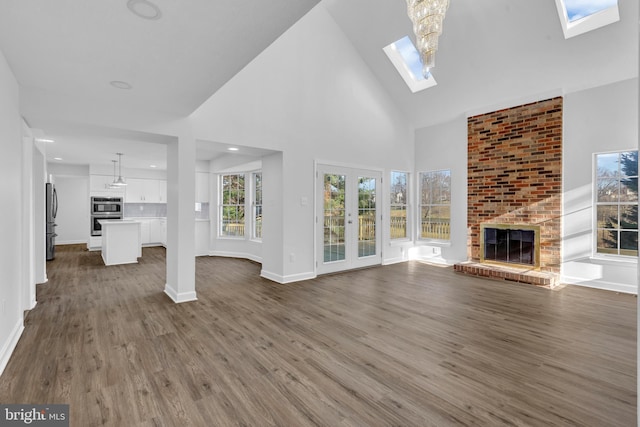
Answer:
[{"left": 90, "top": 197, "right": 123, "bottom": 236}]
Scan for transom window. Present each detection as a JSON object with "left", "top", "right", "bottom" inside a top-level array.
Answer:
[
  {"left": 419, "top": 170, "right": 451, "bottom": 241},
  {"left": 595, "top": 151, "right": 638, "bottom": 257}
]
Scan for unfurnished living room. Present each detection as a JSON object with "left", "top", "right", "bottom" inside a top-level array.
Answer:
[{"left": 0, "top": 1, "right": 637, "bottom": 426}]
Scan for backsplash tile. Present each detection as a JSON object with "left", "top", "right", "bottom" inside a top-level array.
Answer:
[{"left": 124, "top": 203, "right": 167, "bottom": 218}]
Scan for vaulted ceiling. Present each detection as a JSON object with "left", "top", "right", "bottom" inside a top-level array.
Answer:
[{"left": 0, "top": 0, "right": 636, "bottom": 169}]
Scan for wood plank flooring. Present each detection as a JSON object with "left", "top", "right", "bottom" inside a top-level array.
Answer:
[{"left": 0, "top": 244, "right": 636, "bottom": 426}]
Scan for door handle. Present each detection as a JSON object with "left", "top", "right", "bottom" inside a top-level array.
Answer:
[{"left": 347, "top": 220, "right": 353, "bottom": 224}]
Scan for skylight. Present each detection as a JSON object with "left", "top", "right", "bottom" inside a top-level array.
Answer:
[
  {"left": 555, "top": 0, "right": 619, "bottom": 38},
  {"left": 383, "top": 36, "right": 437, "bottom": 94}
]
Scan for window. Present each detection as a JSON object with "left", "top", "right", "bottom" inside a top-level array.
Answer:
[
  {"left": 390, "top": 171, "right": 408, "bottom": 239},
  {"left": 220, "top": 174, "right": 245, "bottom": 237},
  {"left": 595, "top": 151, "right": 638, "bottom": 257},
  {"left": 253, "top": 172, "right": 263, "bottom": 240},
  {"left": 419, "top": 170, "right": 451, "bottom": 240},
  {"left": 383, "top": 36, "right": 437, "bottom": 93},
  {"left": 554, "top": 0, "right": 619, "bottom": 39}
]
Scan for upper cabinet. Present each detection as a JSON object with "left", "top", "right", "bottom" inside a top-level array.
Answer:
[
  {"left": 125, "top": 178, "right": 167, "bottom": 203},
  {"left": 195, "top": 172, "right": 210, "bottom": 203}
]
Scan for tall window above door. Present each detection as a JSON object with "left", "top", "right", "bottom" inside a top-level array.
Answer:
[
  {"left": 390, "top": 171, "right": 408, "bottom": 240},
  {"left": 419, "top": 170, "right": 451, "bottom": 241},
  {"left": 220, "top": 174, "right": 245, "bottom": 237},
  {"left": 595, "top": 151, "right": 638, "bottom": 257}
]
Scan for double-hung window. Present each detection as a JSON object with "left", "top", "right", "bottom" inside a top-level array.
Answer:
[
  {"left": 419, "top": 170, "right": 451, "bottom": 241},
  {"left": 220, "top": 174, "right": 245, "bottom": 237},
  {"left": 253, "top": 172, "right": 263, "bottom": 240},
  {"left": 595, "top": 151, "right": 638, "bottom": 257}
]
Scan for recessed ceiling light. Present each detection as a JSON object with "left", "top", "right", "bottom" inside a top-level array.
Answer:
[
  {"left": 110, "top": 80, "right": 132, "bottom": 90},
  {"left": 127, "top": 0, "right": 162, "bottom": 20},
  {"left": 54, "top": 157, "right": 63, "bottom": 161},
  {"left": 149, "top": 164, "right": 157, "bottom": 168},
  {"left": 228, "top": 147, "right": 239, "bottom": 151},
  {"left": 35, "top": 138, "right": 54, "bottom": 143}
]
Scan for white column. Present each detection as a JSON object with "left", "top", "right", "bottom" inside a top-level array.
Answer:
[
  {"left": 22, "top": 135, "right": 36, "bottom": 310},
  {"left": 164, "top": 121, "right": 197, "bottom": 303}
]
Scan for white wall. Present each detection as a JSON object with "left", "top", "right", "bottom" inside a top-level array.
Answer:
[
  {"left": 414, "top": 116, "right": 468, "bottom": 265},
  {"left": 191, "top": 4, "right": 413, "bottom": 281},
  {"left": 53, "top": 176, "right": 90, "bottom": 244},
  {"left": 48, "top": 164, "right": 90, "bottom": 245},
  {"left": 562, "top": 78, "right": 638, "bottom": 293},
  {"left": 0, "top": 49, "right": 25, "bottom": 375}
]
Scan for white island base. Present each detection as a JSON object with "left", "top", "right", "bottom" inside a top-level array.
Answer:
[{"left": 99, "top": 220, "right": 142, "bottom": 266}]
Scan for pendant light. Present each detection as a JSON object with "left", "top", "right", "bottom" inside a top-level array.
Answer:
[
  {"left": 108, "top": 159, "right": 119, "bottom": 189},
  {"left": 112, "top": 153, "right": 128, "bottom": 186}
]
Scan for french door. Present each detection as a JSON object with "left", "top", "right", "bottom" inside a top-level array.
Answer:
[{"left": 316, "top": 165, "right": 382, "bottom": 275}]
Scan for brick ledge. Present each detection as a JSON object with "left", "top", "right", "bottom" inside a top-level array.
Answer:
[{"left": 454, "top": 261, "right": 559, "bottom": 289}]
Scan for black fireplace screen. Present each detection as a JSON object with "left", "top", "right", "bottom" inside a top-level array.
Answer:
[{"left": 484, "top": 228, "right": 535, "bottom": 266}]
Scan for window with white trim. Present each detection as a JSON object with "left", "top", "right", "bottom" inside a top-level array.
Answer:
[
  {"left": 220, "top": 174, "right": 245, "bottom": 237},
  {"left": 419, "top": 170, "right": 451, "bottom": 241},
  {"left": 253, "top": 172, "right": 263, "bottom": 240},
  {"left": 390, "top": 171, "right": 408, "bottom": 239},
  {"left": 595, "top": 151, "right": 638, "bottom": 257}
]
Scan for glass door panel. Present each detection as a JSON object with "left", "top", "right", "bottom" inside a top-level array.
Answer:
[
  {"left": 323, "top": 174, "right": 346, "bottom": 263},
  {"left": 358, "top": 177, "right": 376, "bottom": 258}
]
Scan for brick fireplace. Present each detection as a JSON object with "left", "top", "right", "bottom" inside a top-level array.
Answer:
[{"left": 455, "top": 97, "right": 563, "bottom": 287}]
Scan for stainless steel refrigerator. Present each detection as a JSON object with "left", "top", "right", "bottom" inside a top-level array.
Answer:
[{"left": 46, "top": 182, "right": 58, "bottom": 260}]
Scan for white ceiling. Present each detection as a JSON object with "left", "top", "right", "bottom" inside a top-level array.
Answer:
[
  {"left": 0, "top": 0, "right": 637, "bottom": 170},
  {"left": 0, "top": 0, "right": 320, "bottom": 169}
]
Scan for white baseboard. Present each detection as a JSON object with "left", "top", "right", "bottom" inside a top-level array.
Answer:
[
  {"left": 260, "top": 269, "right": 316, "bottom": 284},
  {"left": 208, "top": 250, "right": 262, "bottom": 264},
  {"left": 561, "top": 276, "right": 637, "bottom": 294},
  {"left": 164, "top": 284, "right": 198, "bottom": 303},
  {"left": 382, "top": 256, "right": 407, "bottom": 266},
  {"left": 0, "top": 318, "right": 24, "bottom": 377},
  {"left": 412, "top": 255, "right": 456, "bottom": 266},
  {"left": 56, "top": 240, "right": 88, "bottom": 245}
]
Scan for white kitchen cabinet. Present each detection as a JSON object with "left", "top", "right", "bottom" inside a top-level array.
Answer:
[
  {"left": 125, "top": 178, "right": 167, "bottom": 203},
  {"left": 159, "top": 219, "right": 167, "bottom": 246},
  {"left": 131, "top": 218, "right": 164, "bottom": 246},
  {"left": 139, "top": 219, "right": 150, "bottom": 244},
  {"left": 195, "top": 172, "right": 209, "bottom": 202},
  {"left": 149, "top": 218, "right": 163, "bottom": 244}
]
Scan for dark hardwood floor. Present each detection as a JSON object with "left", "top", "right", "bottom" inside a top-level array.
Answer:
[{"left": 0, "top": 244, "right": 636, "bottom": 426}]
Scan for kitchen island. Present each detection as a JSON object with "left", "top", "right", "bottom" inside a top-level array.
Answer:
[{"left": 99, "top": 219, "right": 142, "bottom": 266}]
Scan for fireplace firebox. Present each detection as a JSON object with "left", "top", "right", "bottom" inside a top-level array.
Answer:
[{"left": 480, "top": 224, "right": 540, "bottom": 268}]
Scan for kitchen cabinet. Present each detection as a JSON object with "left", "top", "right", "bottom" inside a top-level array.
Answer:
[
  {"left": 195, "top": 172, "right": 210, "bottom": 202},
  {"left": 160, "top": 219, "right": 167, "bottom": 246},
  {"left": 125, "top": 178, "right": 167, "bottom": 203},
  {"left": 149, "top": 219, "right": 163, "bottom": 244},
  {"left": 133, "top": 218, "right": 164, "bottom": 245},
  {"left": 139, "top": 219, "right": 150, "bottom": 244}
]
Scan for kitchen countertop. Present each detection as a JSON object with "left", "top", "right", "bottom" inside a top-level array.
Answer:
[{"left": 99, "top": 219, "right": 142, "bottom": 225}]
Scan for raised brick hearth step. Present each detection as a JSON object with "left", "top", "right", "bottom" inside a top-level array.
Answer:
[{"left": 454, "top": 261, "right": 559, "bottom": 289}]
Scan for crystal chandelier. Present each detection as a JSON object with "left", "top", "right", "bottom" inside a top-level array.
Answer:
[{"left": 406, "top": 0, "right": 450, "bottom": 77}]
